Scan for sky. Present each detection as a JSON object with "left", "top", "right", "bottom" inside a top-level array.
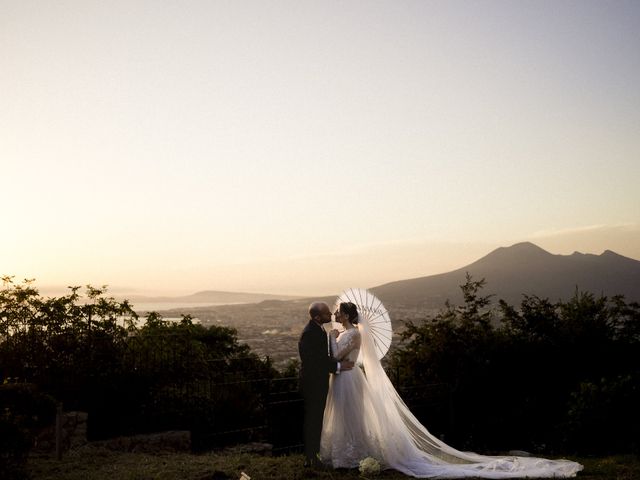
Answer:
[{"left": 1, "top": 0, "right": 639, "bottom": 296}]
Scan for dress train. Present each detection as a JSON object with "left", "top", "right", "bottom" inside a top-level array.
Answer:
[{"left": 319, "top": 319, "right": 582, "bottom": 478}]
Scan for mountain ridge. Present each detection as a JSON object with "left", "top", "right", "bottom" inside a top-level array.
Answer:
[
  {"left": 124, "top": 290, "right": 303, "bottom": 305},
  {"left": 104, "top": 243, "right": 640, "bottom": 309},
  {"left": 371, "top": 242, "right": 640, "bottom": 308}
]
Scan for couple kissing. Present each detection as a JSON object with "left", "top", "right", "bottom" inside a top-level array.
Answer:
[{"left": 298, "top": 291, "right": 582, "bottom": 478}]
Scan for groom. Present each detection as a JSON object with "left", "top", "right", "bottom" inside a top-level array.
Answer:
[{"left": 298, "top": 301, "right": 353, "bottom": 467}]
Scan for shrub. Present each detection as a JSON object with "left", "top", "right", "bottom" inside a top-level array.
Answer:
[
  {"left": 0, "top": 383, "right": 56, "bottom": 479},
  {"left": 566, "top": 374, "right": 640, "bottom": 454},
  {"left": 389, "top": 274, "right": 640, "bottom": 454}
]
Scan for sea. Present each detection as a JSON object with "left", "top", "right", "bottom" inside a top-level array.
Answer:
[{"left": 131, "top": 302, "right": 230, "bottom": 313}]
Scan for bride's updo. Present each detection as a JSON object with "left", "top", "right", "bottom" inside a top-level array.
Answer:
[{"left": 339, "top": 302, "right": 359, "bottom": 325}]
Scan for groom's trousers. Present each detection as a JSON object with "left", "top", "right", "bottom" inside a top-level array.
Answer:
[
  {"left": 298, "top": 320, "right": 337, "bottom": 463},
  {"left": 301, "top": 382, "right": 329, "bottom": 462}
]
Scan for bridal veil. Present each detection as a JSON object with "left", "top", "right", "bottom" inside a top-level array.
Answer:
[{"left": 350, "top": 312, "right": 583, "bottom": 478}]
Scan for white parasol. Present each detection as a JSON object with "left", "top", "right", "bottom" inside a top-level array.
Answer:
[{"left": 333, "top": 288, "right": 393, "bottom": 360}]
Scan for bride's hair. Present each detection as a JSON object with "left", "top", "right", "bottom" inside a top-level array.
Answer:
[{"left": 339, "top": 302, "right": 359, "bottom": 325}]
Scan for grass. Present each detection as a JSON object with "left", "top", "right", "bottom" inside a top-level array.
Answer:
[{"left": 26, "top": 446, "right": 639, "bottom": 480}]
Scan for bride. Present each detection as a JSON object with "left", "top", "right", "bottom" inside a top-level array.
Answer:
[{"left": 319, "top": 301, "right": 583, "bottom": 478}]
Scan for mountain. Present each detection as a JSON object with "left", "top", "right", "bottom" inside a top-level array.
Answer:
[
  {"left": 124, "top": 290, "right": 303, "bottom": 306},
  {"left": 372, "top": 242, "right": 640, "bottom": 308}
]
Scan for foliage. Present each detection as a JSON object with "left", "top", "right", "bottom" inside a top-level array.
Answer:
[
  {"left": 0, "top": 278, "right": 278, "bottom": 450},
  {"left": 279, "top": 358, "right": 300, "bottom": 378},
  {"left": 0, "top": 277, "right": 137, "bottom": 410},
  {"left": 0, "top": 418, "right": 30, "bottom": 480},
  {"left": 120, "top": 314, "right": 278, "bottom": 449},
  {"left": 393, "top": 274, "right": 495, "bottom": 387},
  {"left": 0, "top": 383, "right": 56, "bottom": 480},
  {"left": 566, "top": 373, "right": 640, "bottom": 454},
  {"left": 389, "top": 273, "right": 640, "bottom": 454},
  {"left": 4, "top": 273, "right": 639, "bottom": 457}
]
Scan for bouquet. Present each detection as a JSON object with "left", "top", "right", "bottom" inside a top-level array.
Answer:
[{"left": 359, "top": 456, "right": 381, "bottom": 476}]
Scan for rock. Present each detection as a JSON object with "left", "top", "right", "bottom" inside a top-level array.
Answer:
[{"left": 33, "top": 411, "right": 88, "bottom": 454}]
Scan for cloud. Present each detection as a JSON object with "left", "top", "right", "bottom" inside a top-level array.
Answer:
[
  {"left": 529, "top": 223, "right": 640, "bottom": 260},
  {"left": 531, "top": 223, "right": 639, "bottom": 239}
]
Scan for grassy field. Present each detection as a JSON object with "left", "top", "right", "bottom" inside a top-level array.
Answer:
[{"left": 25, "top": 446, "right": 639, "bottom": 480}]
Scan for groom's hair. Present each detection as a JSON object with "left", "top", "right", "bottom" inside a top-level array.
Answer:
[{"left": 309, "top": 302, "right": 326, "bottom": 320}]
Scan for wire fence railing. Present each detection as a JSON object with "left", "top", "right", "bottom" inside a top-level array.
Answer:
[{"left": 1, "top": 333, "right": 452, "bottom": 453}]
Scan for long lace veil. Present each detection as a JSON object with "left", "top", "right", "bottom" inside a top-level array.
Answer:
[{"left": 356, "top": 312, "right": 583, "bottom": 478}]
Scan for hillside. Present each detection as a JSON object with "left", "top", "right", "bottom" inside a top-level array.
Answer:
[
  {"left": 155, "top": 242, "right": 640, "bottom": 366},
  {"left": 125, "top": 290, "right": 302, "bottom": 305},
  {"left": 372, "top": 242, "right": 640, "bottom": 308}
]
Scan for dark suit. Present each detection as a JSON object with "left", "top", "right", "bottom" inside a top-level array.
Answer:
[{"left": 298, "top": 320, "right": 338, "bottom": 463}]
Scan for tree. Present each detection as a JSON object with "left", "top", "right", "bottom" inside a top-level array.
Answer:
[
  {"left": 389, "top": 274, "right": 640, "bottom": 454},
  {"left": 1, "top": 278, "right": 278, "bottom": 447},
  {"left": 389, "top": 274, "right": 501, "bottom": 448},
  {"left": 120, "top": 312, "right": 277, "bottom": 448},
  {"left": 0, "top": 277, "right": 137, "bottom": 409}
]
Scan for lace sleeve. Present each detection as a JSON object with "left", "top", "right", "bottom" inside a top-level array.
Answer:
[
  {"left": 329, "top": 335, "right": 338, "bottom": 359},
  {"left": 332, "top": 329, "right": 361, "bottom": 361}
]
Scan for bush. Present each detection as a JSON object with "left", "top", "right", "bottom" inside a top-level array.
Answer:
[
  {"left": 0, "top": 383, "right": 56, "bottom": 479},
  {"left": 566, "top": 374, "right": 640, "bottom": 454},
  {"left": 389, "top": 275, "right": 640, "bottom": 454},
  {"left": 1, "top": 279, "right": 279, "bottom": 447}
]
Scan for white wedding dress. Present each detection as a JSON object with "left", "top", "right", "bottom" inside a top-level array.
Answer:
[{"left": 320, "top": 316, "right": 583, "bottom": 478}]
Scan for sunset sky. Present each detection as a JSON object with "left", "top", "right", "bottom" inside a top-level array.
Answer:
[{"left": 2, "top": 1, "right": 639, "bottom": 296}]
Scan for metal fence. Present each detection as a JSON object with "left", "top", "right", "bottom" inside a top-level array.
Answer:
[
  {"left": 160, "top": 373, "right": 451, "bottom": 454},
  {"left": 100, "top": 343, "right": 452, "bottom": 453},
  {"left": 1, "top": 332, "right": 452, "bottom": 453}
]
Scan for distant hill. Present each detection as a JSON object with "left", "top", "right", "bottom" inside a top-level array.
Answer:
[
  {"left": 125, "top": 290, "right": 303, "bottom": 306},
  {"left": 372, "top": 242, "right": 640, "bottom": 308}
]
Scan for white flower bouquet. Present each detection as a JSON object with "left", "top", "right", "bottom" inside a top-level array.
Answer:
[{"left": 359, "top": 456, "right": 381, "bottom": 476}]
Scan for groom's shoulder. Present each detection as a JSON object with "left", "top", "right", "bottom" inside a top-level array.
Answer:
[{"left": 301, "top": 320, "right": 317, "bottom": 335}]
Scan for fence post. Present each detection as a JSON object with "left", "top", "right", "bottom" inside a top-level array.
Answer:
[
  {"left": 55, "top": 402, "right": 63, "bottom": 460},
  {"left": 448, "top": 385, "right": 455, "bottom": 435},
  {"left": 264, "top": 374, "right": 272, "bottom": 442}
]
